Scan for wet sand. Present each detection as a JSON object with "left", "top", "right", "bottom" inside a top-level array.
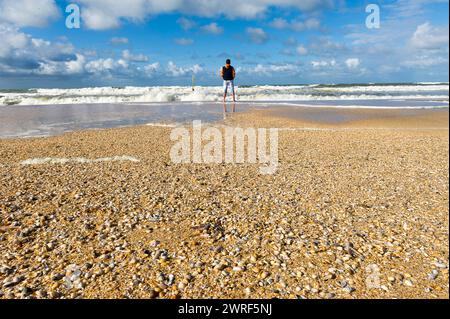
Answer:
[
  {"left": 0, "top": 101, "right": 447, "bottom": 138},
  {"left": 231, "top": 106, "right": 449, "bottom": 129},
  {"left": 0, "top": 106, "right": 448, "bottom": 299}
]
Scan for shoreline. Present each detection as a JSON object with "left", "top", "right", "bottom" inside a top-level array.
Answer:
[
  {"left": 229, "top": 106, "right": 449, "bottom": 129},
  {"left": 0, "top": 103, "right": 448, "bottom": 140}
]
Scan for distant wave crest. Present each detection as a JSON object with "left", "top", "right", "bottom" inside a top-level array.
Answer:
[{"left": 1, "top": 83, "right": 448, "bottom": 106}]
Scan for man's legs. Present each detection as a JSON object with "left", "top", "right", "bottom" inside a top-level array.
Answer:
[
  {"left": 231, "top": 81, "right": 236, "bottom": 102},
  {"left": 223, "top": 81, "right": 228, "bottom": 102}
]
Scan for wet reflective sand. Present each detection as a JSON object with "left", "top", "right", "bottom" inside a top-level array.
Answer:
[{"left": 0, "top": 100, "right": 447, "bottom": 138}]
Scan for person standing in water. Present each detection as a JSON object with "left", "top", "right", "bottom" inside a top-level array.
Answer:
[{"left": 221, "top": 59, "right": 236, "bottom": 103}]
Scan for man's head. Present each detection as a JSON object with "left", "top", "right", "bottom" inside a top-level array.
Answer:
[{"left": 226, "top": 59, "right": 231, "bottom": 65}]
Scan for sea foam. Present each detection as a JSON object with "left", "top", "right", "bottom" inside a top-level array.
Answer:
[
  {"left": 20, "top": 156, "right": 140, "bottom": 165},
  {"left": 1, "top": 83, "right": 448, "bottom": 106}
]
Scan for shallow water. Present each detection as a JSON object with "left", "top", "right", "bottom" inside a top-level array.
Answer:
[
  {"left": 0, "top": 100, "right": 448, "bottom": 138},
  {"left": 0, "top": 102, "right": 238, "bottom": 138}
]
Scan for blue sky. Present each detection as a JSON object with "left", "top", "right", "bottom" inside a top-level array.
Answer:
[{"left": 0, "top": 0, "right": 448, "bottom": 88}]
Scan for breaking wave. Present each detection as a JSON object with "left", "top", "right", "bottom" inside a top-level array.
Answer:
[{"left": 1, "top": 83, "right": 448, "bottom": 106}]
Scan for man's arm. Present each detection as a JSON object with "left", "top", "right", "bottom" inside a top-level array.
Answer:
[
  {"left": 232, "top": 67, "right": 236, "bottom": 79},
  {"left": 220, "top": 67, "right": 224, "bottom": 78}
]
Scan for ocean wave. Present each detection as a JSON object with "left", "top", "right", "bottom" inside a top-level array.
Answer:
[{"left": 1, "top": 84, "right": 448, "bottom": 106}]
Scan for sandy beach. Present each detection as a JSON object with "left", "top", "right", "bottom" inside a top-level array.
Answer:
[{"left": 0, "top": 106, "right": 448, "bottom": 299}]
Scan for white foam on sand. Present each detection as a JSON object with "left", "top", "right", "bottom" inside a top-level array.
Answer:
[
  {"left": 20, "top": 156, "right": 140, "bottom": 165},
  {"left": 146, "top": 123, "right": 180, "bottom": 128}
]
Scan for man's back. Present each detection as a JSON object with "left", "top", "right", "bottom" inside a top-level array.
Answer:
[
  {"left": 221, "top": 59, "right": 236, "bottom": 103},
  {"left": 222, "top": 65, "right": 235, "bottom": 81}
]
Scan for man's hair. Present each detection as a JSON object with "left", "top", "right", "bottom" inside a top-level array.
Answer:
[{"left": 226, "top": 59, "right": 231, "bottom": 65}]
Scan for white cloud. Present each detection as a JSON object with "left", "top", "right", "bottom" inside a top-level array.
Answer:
[
  {"left": 65, "top": 54, "right": 86, "bottom": 74},
  {"left": 385, "top": 0, "right": 449, "bottom": 19},
  {"left": 269, "top": 17, "right": 320, "bottom": 31},
  {"left": 38, "top": 54, "right": 86, "bottom": 75},
  {"left": 411, "top": 22, "right": 449, "bottom": 50},
  {"left": 85, "top": 58, "right": 129, "bottom": 74},
  {"left": 174, "top": 38, "right": 194, "bottom": 46},
  {"left": 308, "top": 36, "right": 346, "bottom": 56},
  {"left": 201, "top": 22, "right": 224, "bottom": 35},
  {"left": 296, "top": 45, "right": 308, "bottom": 55},
  {"left": 167, "top": 61, "right": 203, "bottom": 77},
  {"left": 269, "top": 18, "right": 290, "bottom": 29},
  {"left": 110, "top": 37, "right": 129, "bottom": 45},
  {"left": 0, "top": 0, "right": 59, "bottom": 27},
  {"left": 177, "top": 17, "right": 196, "bottom": 30},
  {"left": 122, "top": 50, "right": 149, "bottom": 62},
  {"left": 402, "top": 55, "right": 448, "bottom": 68},
  {"left": 143, "top": 62, "right": 160, "bottom": 76},
  {"left": 241, "top": 63, "right": 300, "bottom": 75},
  {"left": 0, "top": 24, "right": 28, "bottom": 58},
  {"left": 0, "top": 23, "right": 85, "bottom": 76},
  {"left": 311, "top": 59, "right": 336, "bottom": 68},
  {"left": 0, "top": 22, "right": 209, "bottom": 80},
  {"left": 345, "top": 58, "right": 360, "bottom": 69},
  {"left": 246, "top": 27, "right": 268, "bottom": 44},
  {"left": 74, "top": 0, "right": 333, "bottom": 30}
]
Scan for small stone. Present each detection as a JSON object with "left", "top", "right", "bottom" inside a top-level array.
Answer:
[
  {"left": 148, "top": 289, "right": 159, "bottom": 299},
  {"left": 434, "top": 262, "right": 447, "bottom": 269},
  {"left": 150, "top": 240, "right": 160, "bottom": 247},
  {"left": 52, "top": 274, "right": 64, "bottom": 281},
  {"left": 36, "top": 290, "right": 48, "bottom": 298},
  {"left": 21, "top": 287, "right": 33, "bottom": 297},
  {"left": 404, "top": 280, "right": 413, "bottom": 287},
  {"left": 3, "top": 276, "right": 25, "bottom": 288},
  {"left": 167, "top": 274, "right": 175, "bottom": 285},
  {"left": 0, "top": 266, "right": 12, "bottom": 275},
  {"left": 214, "top": 263, "right": 227, "bottom": 271},
  {"left": 259, "top": 271, "right": 270, "bottom": 280},
  {"left": 428, "top": 270, "right": 439, "bottom": 280},
  {"left": 342, "top": 286, "right": 355, "bottom": 293}
]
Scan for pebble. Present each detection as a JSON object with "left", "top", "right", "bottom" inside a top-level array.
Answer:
[
  {"left": 3, "top": 276, "right": 25, "bottom": 288},
  {"left": 52, "top": 274, "right": 64, "bottom": 281},
  {"left": 148, "top": 289, "right": 159, "bottom": 299},
  {"left": 428, "top": 270, "right": 439, "bottom": 280},
  {"left": 434, "top": 262, "right": 447, "bottom": 269},
  {"left": 21, "top": 287, "right": 33, "bottom": 297},
  {"left": 259, "top": 271, "right": 270, "bottom": 280},
  {"left": 404, "top": 280, "right": 414, "bottom": 287},
  {"left": 342, "top": 286, "right": 356, "bottom": 293}
]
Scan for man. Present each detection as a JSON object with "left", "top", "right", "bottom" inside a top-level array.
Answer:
[{"left": 220, "top": 59, "right": 236, "bottom": 103}]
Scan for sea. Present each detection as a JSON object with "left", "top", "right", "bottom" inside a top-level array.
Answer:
[{"left": 0, "top": 83, "right": 448, "bottom": 138}]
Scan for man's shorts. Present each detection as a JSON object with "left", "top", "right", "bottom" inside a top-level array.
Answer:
[{"left": 223, "top": 80, "right": 235, "bottom": 95}]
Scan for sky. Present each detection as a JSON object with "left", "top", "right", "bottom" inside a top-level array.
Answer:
[{"left": 0, "top": 0, "right": 449, "bottom": 88}]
